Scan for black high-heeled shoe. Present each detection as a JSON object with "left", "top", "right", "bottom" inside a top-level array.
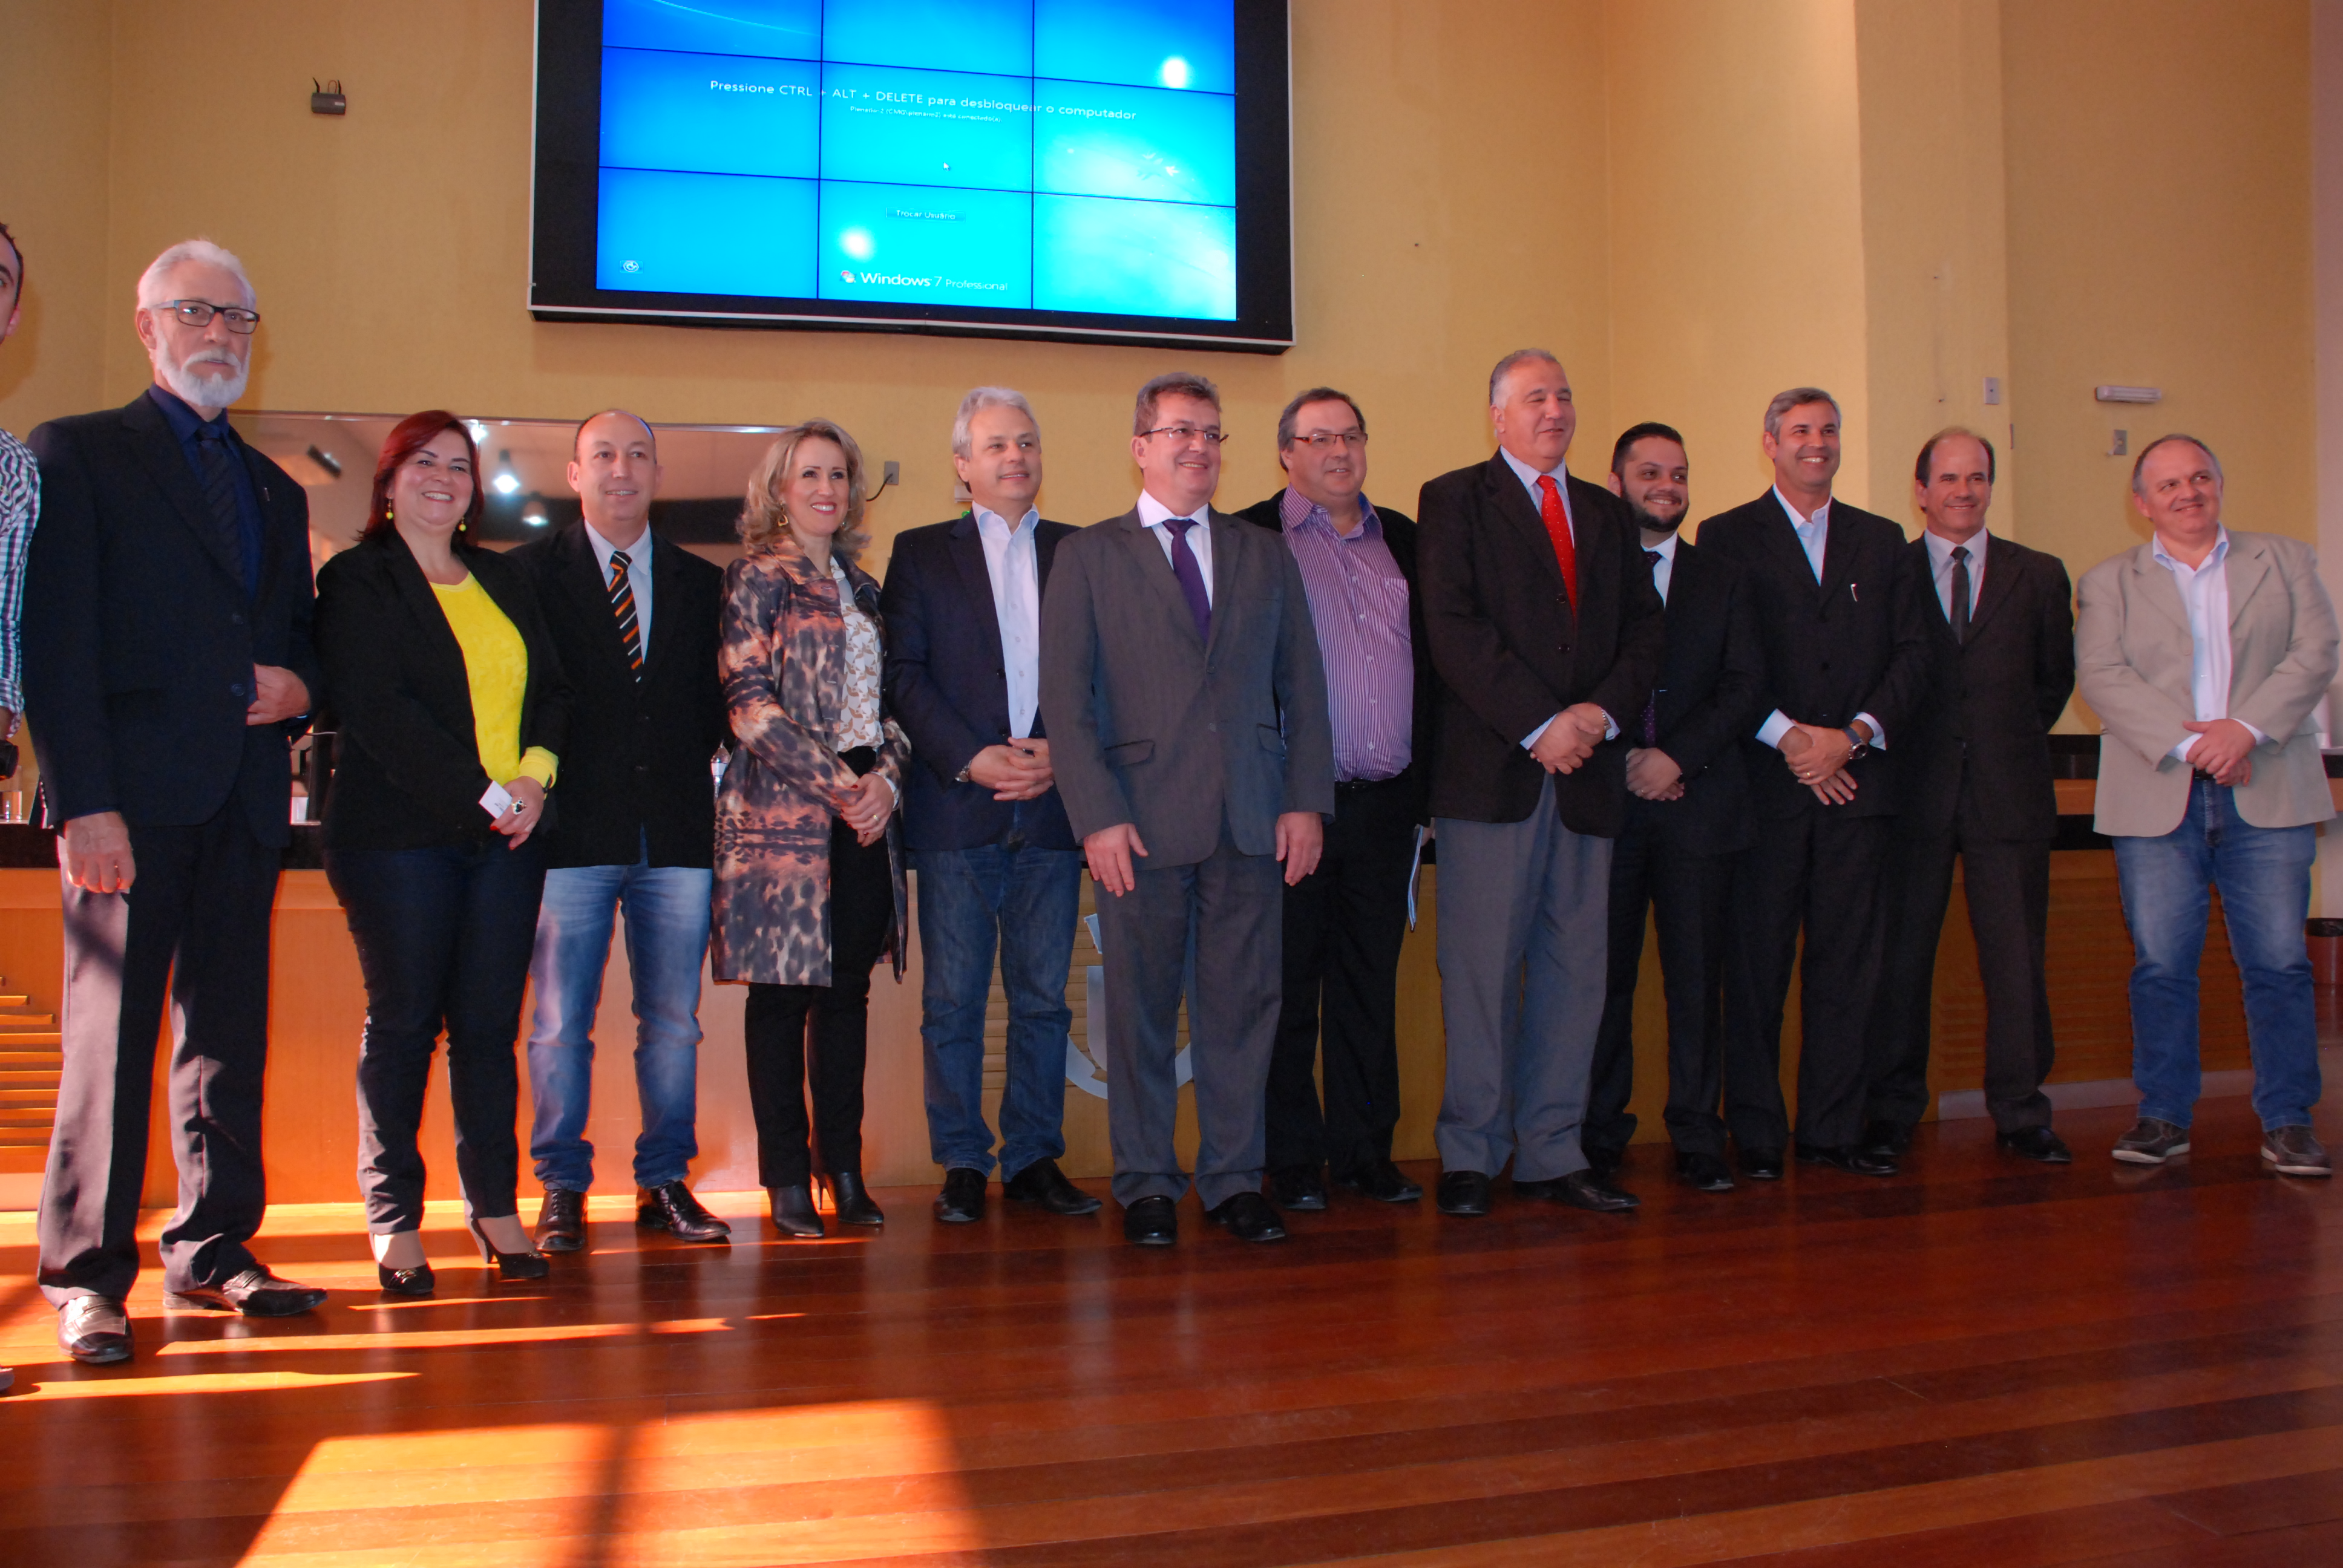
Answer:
[
  {"left": 827, "top": 1171, "right": 885, "bottom": 1227},
  {"left": 768, "top": 1183, "right": 824, "bottom": 1238},
  {"left": 467, "top": 1217, "right": 551, "bottom": 1281},
  {"left": 377, "top": 1261, "right": 436, "bottom": 1297}
]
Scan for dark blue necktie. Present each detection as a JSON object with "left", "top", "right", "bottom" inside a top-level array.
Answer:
[
  {"left": 194, "top": 425, "right": 255, "bottom": 594},
  {"left": 1164, "top": 515, "right": 1211, "bottom": 643},
  {"left": 1640, "top": 549, "right": 1662, "bottom": 746}
]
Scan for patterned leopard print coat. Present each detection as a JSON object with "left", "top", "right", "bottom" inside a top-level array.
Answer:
[{"left": 710, "top": 534, "right": 909, "bottom": 987}]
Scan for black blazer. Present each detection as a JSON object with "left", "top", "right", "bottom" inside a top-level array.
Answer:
[
  {"left": 23, "top": 391, "right": 319, "bottom": 846},
  {"left": 1417, "top": 456, "right": 1667, "bottom": 834},
  {"left": 1634, "top": 537, "right": 1766, "bottom": 856},
  {"left": 1236, "top": 491, "right": 1435, "bottom": 823},
  {"left": 314, "top": 534, "right": 571, "bottom": 851},
  {"left": 1694, "top": 492, "right": 1935, "bottom": 821},
  {"left": 880, "top": 513, "right": 1078, "bottom": 853},
  {"left": 1896, "top": 532, "right": 2076, "bottom": 843},
  {"left": 508, "top": 522, "right": 729, "bottom": 869}
]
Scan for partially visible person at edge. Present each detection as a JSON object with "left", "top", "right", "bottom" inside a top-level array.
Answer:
[{"left": 0, "top": 220, "right": 36, "bottom": 1392}]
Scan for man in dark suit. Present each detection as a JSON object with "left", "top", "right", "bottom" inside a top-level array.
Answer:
[
  {"left": 510, "top": 410, "right": 733, "bottom": 1253},
  {"left": 1864, "top": 428, "right": 2076, "bottom": 1164},
  {"left": 1038, "top": 370, "right": 1335, "bottom": 1247},
  {"left": 24, "top": 239, "right": 327, "bottom": 1364},
  {"left": 1698, "top": 387, "right": 1934, "bottom": 1180},
  {"left": 1238, "top": 387, "right": 1432, "bottom": 1212},
  {"left": 1418, "top": 350, "right": 1666, "bottom": 1220},
  {"left": 1585, "top": 422, "right": 1764, "bottom": 1194},
  {"left": 882, "top": 387, "right": 1098, "bottom": 1226}
]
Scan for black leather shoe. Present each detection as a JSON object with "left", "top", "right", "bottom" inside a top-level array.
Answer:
[
  {"left": 1584, "top": 1146, "right": 1627, "bottom": 1184},
  {"left": 465, "top": 1222, "right": 551, "bottom": 1282},
  {"left": 377, "top": 1261, "right": 436, "bottom": 1297},
  {"left": 1436, "top": 1169, "right": 1492, "bottom": 1216},
  {"left": 1122, "top": 1194, "right": 1178, "bottom": 1246},
  {"left": 827, "top": 1171, "right": 885, "bottom": 1227},
  {"left": 936, "top": 1167, "right": 988, "bottom": 1223},
  {"left": 1738, "top": 1147, "right": 1785, "bottom": 1180},
  {"left": 1515, "top": 1171, "right": 1641, "bottom": 1213},
  {"left": 166, "top": 1267, "right": 330, "bottom": 1316},
  {"left": 1270, "top": 1165, "right": 1328, "bottom": 1211},
  {"left": 1337, "top": 1158, "right": 1423, "bottom": 1203},
  {"left": 768, "top": 1183, "right": 825, "bottom": 1238},
  {"left": 1797, "top": 1143, "right": 1899, "bottom": 1178},
  {"left": 1858, "top": 1120, "right": 1912, "bottom": 1159},
  {"left": 1004, "top": 1157, "right": 1101, "bottom": 1215},
  {"left": 534, "top": 1188, "right": 587, "bottom": 1253},
  {"left": 57, "top": 1296, "right": 132, "bottom": 1364},
  {"left": 1674, "top": 1151, "right": 1735, "bottom": 1192},
  {"left": 638, "top": 1180, "right": 732, "bottom": 1242},
  {"left": 1208, "top": 1191, "right": 1288, "bottom": 1242},
  {"left": 1997, "top": 1125, "right": 2073, "bottom": 1165}
]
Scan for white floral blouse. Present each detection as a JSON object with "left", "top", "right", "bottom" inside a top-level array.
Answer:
[{"left": 831, "top": 558, "right": 884, "bottom": 752}]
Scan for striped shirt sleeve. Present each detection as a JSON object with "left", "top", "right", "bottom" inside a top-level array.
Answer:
[{"left": 0, "top": 428, "right": 38, "bottom": 716}]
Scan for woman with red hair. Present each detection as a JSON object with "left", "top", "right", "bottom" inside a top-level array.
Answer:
[{"left": 314, "top": 411, "right": 569, "bottom": 1293}]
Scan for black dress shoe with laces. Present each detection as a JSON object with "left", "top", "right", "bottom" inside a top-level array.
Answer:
[
  {"left": 1123, "top": 1194, "right": 1178, "bottom": 1246},
  {"left": 1858, "top": 1120, "right": 1912, "bottom": 1159},
  {"left": 638, "top": 1180, "right": 732, "bottom": 1241},
  {"left": 768, "top": 1183, "right": 825, "bottom": 1238},
  {"left": 827, "top": 1171, "right": 886, "bottom": 1227},
  {"left": 1515, "top": 1171, "right": 1641, "bottom": 1213},
  {"left": 1997, "top": 1125, "right": 2073, "bottom": 1165},
  {"left": 936, "top": 1167, "right": 988, "bottom": 1223},
  {"left": 1674, "top": 1151, "right": 1735, "bottom": 1192},
  {"left": 1797, "top": 1143, "right": 1899, "bottom": 1178},
  {"left": 57, "top": 1296, "right": 133, "bottom": 1364},
  {"left": 1337, "top": 1158, "right": 1424, "bottom": 1203},
  {"left": 1004, "top": 1157, "right": 1101, "bottom": 1215},
  {"left": 1738, "top": 1147, "right": 1785, "bottom": 1180},
  {"left": 166, "top": 1267, "right": 329, "bottom": 1316},
  {"left": 1436, "top": 1169, "right": 1492, "bottom": 1216},
  {"left": 534, "top": 1189, "right": 587, "bottom": 1253},
  {"left": 1208, "top": 1191, "right": 1288, "bottom": 1242},
  {"left": 1270, "top": 1165, "right": 1328, "bottom": 1211}
]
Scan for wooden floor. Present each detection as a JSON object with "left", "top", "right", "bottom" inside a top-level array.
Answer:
[{"left": 0, "top": 1099, "right": 2338, "bottom": 1566}]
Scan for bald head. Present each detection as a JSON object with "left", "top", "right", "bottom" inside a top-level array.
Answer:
[{"left": 568, "top": 410, "right": 662, "bottom": 546}]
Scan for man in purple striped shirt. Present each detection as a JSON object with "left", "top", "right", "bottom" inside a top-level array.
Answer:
[{"left": 1239, "top": 388, "right": 1432, "bottom": 1210}]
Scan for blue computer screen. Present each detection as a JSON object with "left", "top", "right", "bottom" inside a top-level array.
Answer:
[{"left": 594, "top": 0, "right": 1239, "bottom": 321}]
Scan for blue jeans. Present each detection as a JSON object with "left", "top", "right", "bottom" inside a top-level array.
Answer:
[
  {"left": 2112, "top": 777, "right": 2322, "bottom": 1132},
  {"left": 914, "top": 842, "right": 1083, "bottom": 1178},
  {"left": 526, "top": 857, "right": 713, "bottom": 1192}
]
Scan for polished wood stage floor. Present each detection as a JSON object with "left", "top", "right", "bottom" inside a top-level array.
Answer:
[{"left": 1, "top": 1098, "right": 2337, "bottom": 1567}]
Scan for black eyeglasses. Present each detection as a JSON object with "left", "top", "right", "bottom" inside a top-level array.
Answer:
[
  {"left": 1139, "top": 424, "right": 1228, "bottom": 446},
  {"left": 155, "top": 299, "right": 261, "bottom": 334},
  {"left": 1293, "top": 430, "right": 1367, "bottom": 450}
]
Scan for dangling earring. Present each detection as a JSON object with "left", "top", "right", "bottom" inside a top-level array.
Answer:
[{"left": 385, "top": 501, "right": 394, "bottom": 522}]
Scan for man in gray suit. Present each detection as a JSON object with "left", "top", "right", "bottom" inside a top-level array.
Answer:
[
  {"left": 1040, "top": 371, "right": 1335, "bottom": 1246},
  {"left": 2076, "top": 434, "right": 2338, "bottom": 1177}
]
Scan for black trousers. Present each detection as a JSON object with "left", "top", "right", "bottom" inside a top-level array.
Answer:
[
  {"left": 39, "top": 805, "right": 280, "bottom": 1304},
  {"left": 744, "top": 818, "right": 894, "bottom": 1187},
  {"left": 329, "top": 836, "right": 547, "bottom": 1232},
  {"left": 1867, "top": 780, "right": 2056, "bottom": 1134},
  {"left": 1265, "top": 774, "right": 1415, "bottom": 1178},
  {"left": 1587, "top": 803, "right": 1733, "bottom": 1160},
  {"left": 1722, "top": 810, "right": 1891, "bottom": 1152}
]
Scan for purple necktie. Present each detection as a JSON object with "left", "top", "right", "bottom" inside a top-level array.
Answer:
[{"left": 1164, "top": 515, "right": 1211, "bottom": 643}]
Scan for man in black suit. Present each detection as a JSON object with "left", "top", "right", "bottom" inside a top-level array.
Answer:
[
  {"left": 882, "top": 387, "right": 1098, "bottom": 1226},
  {"left": 1864, "top": 429, "right": 2076, "bottom": 1163},
  {"left": 1238, "top": 387, "right": 1431, "bottom": 1212},
  {"left": 24, "top": 239, "right": 328, "bottom": 1364},
  {"left": 1585, "top": 423, "right": 1764, "bottom": 1194},
  {"left": 511, "top": 410, "right": 733, "bottom": 1253},
  {"left": 1418, "top": 350, "right": 1666, "bottom": 1219},
  {"left": 1699, "top": 388, "right": 1935, "bottom": 1180}
]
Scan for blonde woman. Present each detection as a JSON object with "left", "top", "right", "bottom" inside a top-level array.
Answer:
[{"left": 713, "top": 420, "right": 908, "bottom": 1238}]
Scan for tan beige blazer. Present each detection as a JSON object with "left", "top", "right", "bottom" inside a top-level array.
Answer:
[{"left": 2074, "top": 529, "right": 2338, "bottom": 837}]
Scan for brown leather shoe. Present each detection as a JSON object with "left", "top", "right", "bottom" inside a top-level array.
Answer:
[{"left": 2263, "top": 1125, "right": 2332, "bottom": 1177}]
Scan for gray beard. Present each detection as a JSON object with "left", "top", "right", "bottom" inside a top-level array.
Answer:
[{"left": 157, "top": 353, "right": 248, "bottom": 411}]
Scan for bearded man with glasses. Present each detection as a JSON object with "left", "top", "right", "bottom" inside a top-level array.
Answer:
[{"left": 23, "top": 238, "right": 326, "bottom": 1364}]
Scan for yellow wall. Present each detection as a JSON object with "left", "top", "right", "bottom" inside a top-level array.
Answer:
[{"left": 0, "top": 0, "right": 114, "bottom": 434}]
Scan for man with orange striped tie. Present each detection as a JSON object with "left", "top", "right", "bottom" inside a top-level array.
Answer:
[{"left": 510, "top": 410, "right": 734, "bottom": 1252}]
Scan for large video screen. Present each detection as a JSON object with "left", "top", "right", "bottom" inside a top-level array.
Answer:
[{"left": 531, "top": 1, "right": 1293, "bottom": 350}]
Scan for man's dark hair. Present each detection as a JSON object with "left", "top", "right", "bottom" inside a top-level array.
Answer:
[
  {"left": 0, "top": 222, "right": 21, "bottom": 300},
  {"left": 1914, "top": 426, "right": 1996, "bottom": 485},
  {"left": 1610, "top": 420, "right": 1686, "bottom": 476},
  {"left": 1134, "top": 371, "right": 1220, "bottom": 436},
  {"left": 1275, "top": 387, "right": 1367, "bottom": 449}
]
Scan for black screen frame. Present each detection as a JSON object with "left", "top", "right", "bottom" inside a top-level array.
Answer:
[{"left": 529, "top": 0, "right": 1293, "bottom": 353}]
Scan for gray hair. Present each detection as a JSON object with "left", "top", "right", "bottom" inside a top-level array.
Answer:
[
  {"left": 136, "top": 238, "right": 255, "bottom": 309},
  {"left": 951, "top": 386, "right": 1038, "bottom": 458},
  {"left": 2130, "top": 433, "right": 2224, "bottom": 495},
  {"left": 1134, "top": 371, "right": 1219, "bottom": 436},
  {"left": 1489, "top": 348, "right": 1564, "bottom": 406},
  {"left": 1763, "top": 387, "right": 1841, "bottom": 438}
]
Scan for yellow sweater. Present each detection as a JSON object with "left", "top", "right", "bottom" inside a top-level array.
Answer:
[{"left": 431, "top": 575, "right": 557, "bottom": 789}]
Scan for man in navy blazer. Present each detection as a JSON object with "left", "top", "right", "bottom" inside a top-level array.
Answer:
[{"left": 882, "top": 388, "right": 1099, "bottom": 1225}]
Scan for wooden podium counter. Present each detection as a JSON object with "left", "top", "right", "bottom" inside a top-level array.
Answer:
[{"left": 0, "top": 778, "right": 2286, "bottom": 1205}]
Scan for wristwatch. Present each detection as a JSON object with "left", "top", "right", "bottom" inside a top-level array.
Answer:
[
  {"left": 1840, "top": 725, "right": 1871, "bottom": 760},
  {"left": 954, "top": 761, "right": 975, "bottom": 785}
]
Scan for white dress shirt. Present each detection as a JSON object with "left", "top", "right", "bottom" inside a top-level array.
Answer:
[
  {"left": 1135, "top": 488, "right": 1214, "bottom": 605},
  {"left": 1645, "top": 529, "right": 1678, "bottom": 606},
  {"left": 974, "top": 504, "right": 1042, "bottom": 739},
  {"left": 1922, "top": 526, "right": 1986, "bottom": 624},
  {"left": 1754, "top": 486, "right": 1886, "bottom": 752},
  {"left": 586, "top": 520, "right": 652, "bottom": 652},
  {"left": 1495, "top": 447, "right": 1616, "bottom": 748},
  {"left": 2152, "top": 527, "right": 2266, "bottom": 762}
]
